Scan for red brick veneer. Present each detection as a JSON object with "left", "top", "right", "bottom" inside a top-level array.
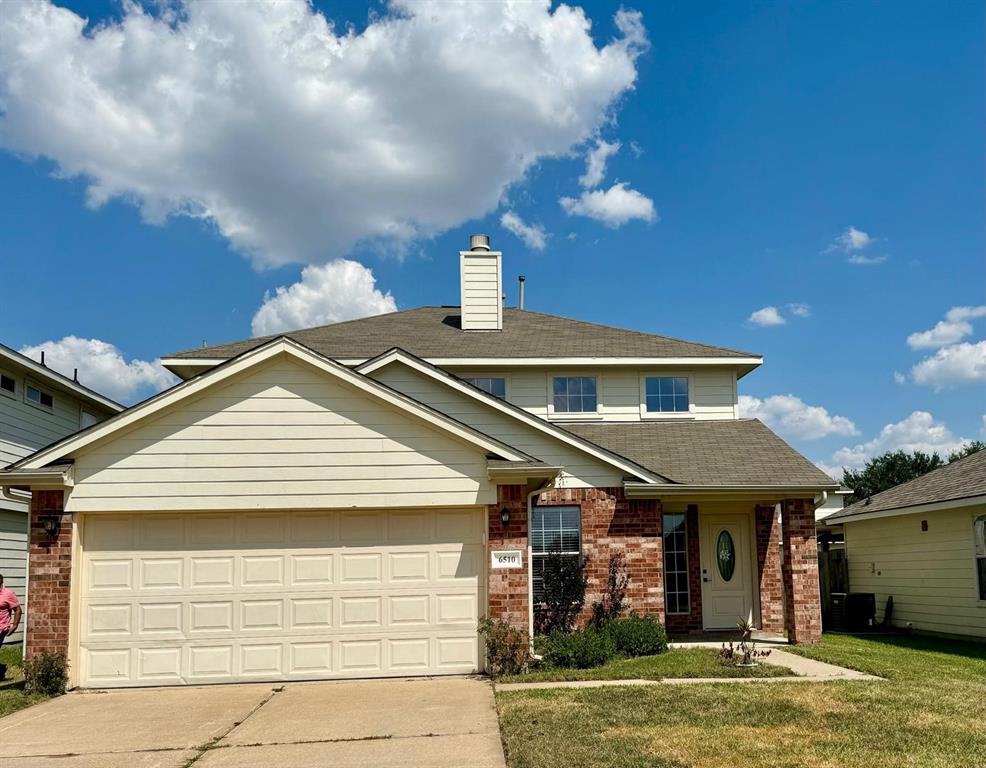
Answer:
[
  {"left": 486, "top": 484, "right": 529, "bottom": 629},
  {"left": 781, "top": 498, "right": 822, "bottom": 644},
  {"left": 26, "top": 490, "right": 72, "bottom": 660},
  {"left": 755, "top": 504, "right": 785, "bottom": 633}
]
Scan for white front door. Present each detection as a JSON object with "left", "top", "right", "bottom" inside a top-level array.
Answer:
[{"left": 700, "top": 514, "right": 754, "bottom": 629}]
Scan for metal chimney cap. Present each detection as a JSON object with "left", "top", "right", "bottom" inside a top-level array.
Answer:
[{"left": 469, "top": 234, "right": 491, "bottom": 251}]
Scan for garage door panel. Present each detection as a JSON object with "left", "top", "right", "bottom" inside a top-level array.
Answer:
[{"left": 79, "top": 508, "right": 485, "bottom": 686}]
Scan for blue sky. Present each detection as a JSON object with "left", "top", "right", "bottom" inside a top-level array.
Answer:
[{"left": 1, "top": 0, "right": 983, "bottom": 476}]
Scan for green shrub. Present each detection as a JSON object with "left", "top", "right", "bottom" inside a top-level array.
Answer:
[
  {"left": 605, "top": 614, "right": 668, "bottom": 657},
  {"left": 541, "top": 626, "right": 616, "bottom": 669},
  {"left": 534, "top": 552, "right": 587, "bottom": 635},
  {"left": 479, "top": 617, "right": 531, "bottom": 676},
  {"left": 24, "top": 651, "right": 68, "bottom": 697}
]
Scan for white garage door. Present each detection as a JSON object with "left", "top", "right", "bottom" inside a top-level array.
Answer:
[{"left": 77, "top": 508, "right": 485, "bottom": 687}]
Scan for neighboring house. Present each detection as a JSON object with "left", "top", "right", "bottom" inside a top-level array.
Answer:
[
  {"left": 826, "top": 449, "right": 986, "bottom": 640},
  {"left": 0, "top": 235, "right": 836, "bottom": 688},
  {"left": 0, "top": 344, "right": 121, "bottom": 643}
]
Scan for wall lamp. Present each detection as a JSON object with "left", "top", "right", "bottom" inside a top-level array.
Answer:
[
  {"left": 500, "top": 507, "right": 511, "bottom": 527},
  {"left": 41, "top": 509, "right": 62, "bottom": 540}
]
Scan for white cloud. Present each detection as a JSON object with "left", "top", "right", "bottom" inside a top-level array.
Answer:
[
  {"left": 0, "top": 1, "right": 647, "bottom": 268},
  {"left": 18, "top": 337, "right": 176, "bottom": 405},
  {"left": 893, "top": 371, "right": 907, "bottom": 385},
  {"left": 910, "top": 341, "right": 986, "bottom": 390},
  {"left": 579, "top": 139, "right": 621, "bottom": 188},
  {"left": 500, "top": 211, "right": 548, "bottom": 251},
  {"left": 825, "top": 411, "right": 971, "bottom": 472},
  {"left": 787, "top": 303, "right": 811, "bottom": 318},
  {"left": 739, "top": 394, "right": 858, "bottom": 441},
  {"left": 832, "top": 226, "right": 873, "bottom": 252},
  {"left": 747, "top": 306, "right": 786, "bottom": 327},
  {"left": 846, "top": 253, "right": 887, "bottom": 266},
  {"left": 907, "top": 305, "right": 986, "bottom": 349},
  {"left": 828, "top": 226, "right": 886, "bottom": 265},
  {"left": 252, "top": 260, "right": 397, "bottom": 336},
  {"left": 559, "top": 182, "right": 656, "bottom": 227},
  {"left": 981, "top": 415, "right": 986, "bottom": 438}
]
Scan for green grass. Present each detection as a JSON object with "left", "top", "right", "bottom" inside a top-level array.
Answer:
[
  {"left": 496, "top": 647, "right": 792, "bottom": 684},
  {"left": 0, "top": 645, "right": 47, "bottom": 718},
  {"left": 495, "top": 633, "right": 986, "bottom": 768}
]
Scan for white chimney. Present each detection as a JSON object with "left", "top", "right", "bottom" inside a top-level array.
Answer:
[{"left": 460, "top": 234, "right": 503, "bottom": 331}]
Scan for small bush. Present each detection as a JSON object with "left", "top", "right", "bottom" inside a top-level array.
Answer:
[
  {"left": 24, "top": 651, "right": 68, "bottom": 697},
  {"left": 589, "top": 553, "right": 629, "bottom": 627},
  {"left": 534, "top": 552, "right": 587, "bottom": 635},
  {"left": 605, "top": 614, "right": 667, "bottom": 657},
  {"left": 479, "top": 617, "right": 531, "bottom": 676},
  {"left": 541, "top": 626, "right": 616, "bottom": 669}
]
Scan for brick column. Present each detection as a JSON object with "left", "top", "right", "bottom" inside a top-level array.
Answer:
[
  {"left": 755, "top": 504, "right": 784, "bottom": 633},
  {"left": 486, "top": 484, "right": 528, "bottom": 631},
  {"left": 781, "top": 498, "right": 822, "bottom": 644},
  {"left": 26, "top": 490, "right": 72, "bottom": 660}
]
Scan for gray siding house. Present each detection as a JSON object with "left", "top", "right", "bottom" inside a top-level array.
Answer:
[{"left": 0, "top": 344, "right": 121, "bottom": 642}]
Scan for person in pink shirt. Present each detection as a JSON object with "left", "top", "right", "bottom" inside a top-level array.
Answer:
[{"left": 0, "top": 574, "right": 22, "bottom": 681}]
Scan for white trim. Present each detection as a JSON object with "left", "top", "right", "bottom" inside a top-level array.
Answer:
[
  {"left": 356, "top": 350, "right": 662, "bottom": 483},
  {"left": 164, "top": 355, "right": 764, "bottom": 372},
  {"left": 830, "top": 494, "right": 986, "bottom": 525},
  {"left": 625, "top": 482, "right": 839, "bottom": 500},
  {"left": 7, "top": 338, "right": 535, "bottom": 472},
  {"left": 0, "top": 345, "right": 122, "bottom": 413}
]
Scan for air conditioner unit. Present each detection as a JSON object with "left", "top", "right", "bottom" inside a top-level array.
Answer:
[{"left": 829, "top": 592, "right": 876, "bottom": 632}]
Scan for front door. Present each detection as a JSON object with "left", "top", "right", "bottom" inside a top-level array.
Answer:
[{"left": 700, "top": 515, "right": 754, "bottom": 629}]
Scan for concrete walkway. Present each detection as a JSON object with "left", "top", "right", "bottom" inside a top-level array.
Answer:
[
  {"left": 1, "top": 677, "right": 506, "bottom": 768},
  {"left": 495, "top": 649, "right": 881, "bottom": 692}
]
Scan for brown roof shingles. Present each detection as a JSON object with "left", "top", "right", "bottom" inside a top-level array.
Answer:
[
  {"left": 168, "top": 307, "right": 759, "bottom": 362},
  {"left": 828, "top": 449, "right": 986, "bottom": 520},
  {"left": 563, "top": 419, "right": 837, "bottom": 488}
]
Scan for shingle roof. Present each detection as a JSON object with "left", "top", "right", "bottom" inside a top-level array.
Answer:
[
  {"left": 828, "top": 449, "right": 986, "bottom": 521},
  {"left": 563, "top": 420, "right": 837, "bottom": 487},
  {"left": 167, "top": 307, "right": 759, "bottom": 362}
]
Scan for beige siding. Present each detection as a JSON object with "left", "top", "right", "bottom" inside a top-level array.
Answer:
[
  {"left": 845, "top": 505, "right": 986, "bottom": 639},
  {"left": 370, "top": 364, "right": 625, "bottom": 488},
  {"left": 444, "top": 366, "right": 737, "bottom": 422},
  {"left": 459, "top": 251, "right": 502, "bottom": 331},
  {"left": 67, "top": 359, "right": 495, "bottom": 512}
]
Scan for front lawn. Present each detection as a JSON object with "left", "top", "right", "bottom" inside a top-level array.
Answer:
[
  {"left": 0, "top": 645, "right": 46, "bottom": 718},
  {"left": 497, "top": 647, "right": 792, "bottom": 684},
  {"left": 496, "top": 633, "right": 986, "bottom": 768}
]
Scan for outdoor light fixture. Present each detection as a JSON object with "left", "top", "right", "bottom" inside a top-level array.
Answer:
[
  {"left": 41, "top": 510, "right": 61, "bottom": 539},
  {"left": 500, "top": 507, "right": 511, "bottom": 527}
]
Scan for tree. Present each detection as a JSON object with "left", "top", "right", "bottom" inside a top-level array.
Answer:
[
  {"left": 841, "top": 450, "right": 944, "bottom": 505},
  {"left": 948, "top": 441, "right": 985, "bottom": 463},
  {"left": 534, "top": 552, "right": 587, "bottom": 635}
]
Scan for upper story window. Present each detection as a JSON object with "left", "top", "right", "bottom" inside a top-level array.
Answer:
[
  {"left": 80, "top": 409, "right": 100, "bottom": 429},
  {"left": 25, "top": 383, "right": 54, "bottom": 410},
  {"left": 645, "top": 376, "right": 689, "bottom": 413},
  {"left": 0, "top": 372, "right": 15, "bottom": 398},
  {"left": 553, "top": 376, "right": 597, "bottom": 414},
  {"left": 975, "top": 515, "right": 986, "bottom": 601},
  {"left": 464, "top": 377, "right": 506, "bottom": 399}
]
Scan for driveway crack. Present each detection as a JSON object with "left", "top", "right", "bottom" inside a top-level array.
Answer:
[{"left": 180, "top": 685, "right": 283, "bottom": 768}]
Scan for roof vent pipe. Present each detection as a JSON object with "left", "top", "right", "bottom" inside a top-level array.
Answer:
[
  {"left": 469, "top": 233, "right": 491, "bottom": 251},
  {"left": 518, "top": 275, "right": 526, "bottom": 310},
  {"left": 40, "top": 351, "right": 45, "bottom": 366}
]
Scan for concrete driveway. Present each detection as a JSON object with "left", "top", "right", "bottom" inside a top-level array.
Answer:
[{"left": 0, "top": 677, "right": 506, "bottom": 768}]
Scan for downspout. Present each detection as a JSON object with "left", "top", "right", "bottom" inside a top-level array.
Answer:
[
  {"left": 1, "top": 486, "right": 31, "bottom": 504},
  {"left": 813, "top": 490, "right": 828, "bottom": 508},
  {"left": 527, "top": 477, "right": 558, "bottom": 645}
]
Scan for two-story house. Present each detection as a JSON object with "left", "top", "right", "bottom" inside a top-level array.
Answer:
[
  {"left": 0, "top": 344, "right": 121, "bottom": 643},
  {"left": 1, "top": 235, "right": 835, "bottom": 688}
]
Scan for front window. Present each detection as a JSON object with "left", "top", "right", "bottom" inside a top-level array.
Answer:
[
  {"left": 553, "top": 376, "right": 597, "bottom": 413},
  {"left": 25, "top": 384, "right": 53, "bottom": 409},
  {"left": 976, "top": 515, "right": 986, "bottom": 600},
  {"left": 663, "top": 513, "right": 690, "bottom": 614},
  {"left": 464, "top": 377, "right": 506, "bottom": 399},
  {"left": 645, "top": 376, "right": 689, "bottom": 413},
  {"left": 531, "top": 505, "right": 581, "bottom": 603}
]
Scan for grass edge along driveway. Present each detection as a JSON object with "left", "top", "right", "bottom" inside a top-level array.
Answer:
[{"left": 495, "top": 633, "right": 986, "bottom": 768}]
